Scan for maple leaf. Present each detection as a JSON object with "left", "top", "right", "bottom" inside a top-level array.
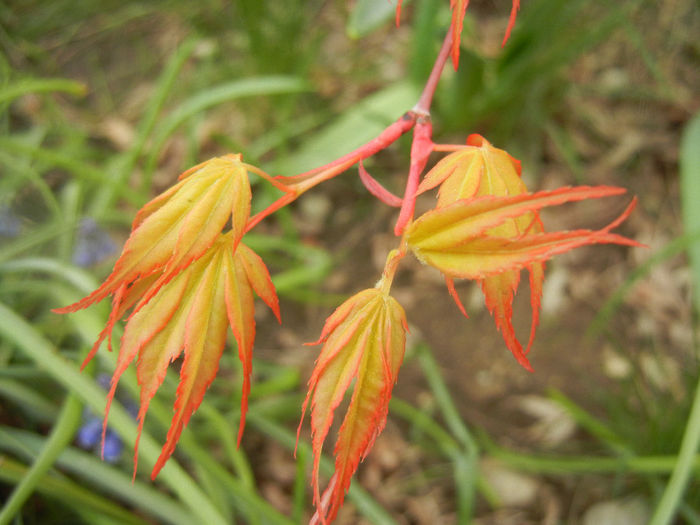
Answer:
[
  {"left": 54, "top": 155, "right": 280, "bottom": 477},
  {"left": 105, "top": 234, "right": 278, "bottom": 478},
  {"left": 409, "top": 135, "right": 640, "bottom": 369},
  {"left": 54, "top": 154, "right": 252, "bottom": 316},
  {"left": 298, "top": 287, "right": 407, "bottom": 523}
]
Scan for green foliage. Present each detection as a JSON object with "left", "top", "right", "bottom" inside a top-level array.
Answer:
[
  {"left": 0, "top": 0, "right": 697, "bottom": 523},
  {"left": 681, "top": 112, "right": 700, "bottom": 307},
  {"left": 0, "top": 2, "right": 335, "bottom": 522},
  {"left": 433, "top": 0, "right": 632, "bottom": 144}
]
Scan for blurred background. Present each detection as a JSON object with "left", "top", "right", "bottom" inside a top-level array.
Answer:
[{"left": 0, "top": 0, "right": 698, "bottom": 523}]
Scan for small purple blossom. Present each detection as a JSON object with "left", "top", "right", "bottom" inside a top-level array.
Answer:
[
  {"left": 0, "top": 206, "right": 20, "bottom": 238},
  {"left": 76, "top": 374, "right": 130, "bottom": 463},
  {"left": 77, "top": 416, "right": 102, "bottom": 449},
  {"left": 102, "top": 428, "right": 124, "bottom": 463},
  {"left": 72, "top": 218, "right": 117, "bottom": 267},
  {"left": 96, "top": 373, "right": 111, "bottom": 390}
]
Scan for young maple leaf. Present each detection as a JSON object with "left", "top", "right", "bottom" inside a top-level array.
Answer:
[
  {"left": 54, "top": 155, "right": 280, "bottom": 477},
  {"left": 54, "top": 154, "right": 252, "bottom": 317},
  {"left": 55, "top": 153, "right": 254, "bottom": 368},
  {"left": 298, "top": 287, "right": 407, "bottom": 524},
  {"left": 109, "top": 234, "right": 278, "bottom": 478},
  {"left": 409, "top": 135, "right": 641, "bottom": 369}
]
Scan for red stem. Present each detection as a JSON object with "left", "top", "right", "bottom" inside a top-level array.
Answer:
[
  {"left": 413, "top": 26, "right": 453, "bottom": 115},
  {"left": 394, "top": 28, "right": 454, "bottom": 234},
  {"left": 394, "top": 117, "right": 433, "bottom": 235},
  {"left": 248, "top": 27, "right": 455, "bottom": 233},
  {"left": 246, "top": 113, "right": 416, "bottom": 231},
  {"left": 245, "top": 192, "right": 296, "bottom": 233},
  {"left": 358, "top": 161, "right": 403, "bottom": 207},
  {"left": 289, "top": 112, "right": 416, "bottom": 193}
]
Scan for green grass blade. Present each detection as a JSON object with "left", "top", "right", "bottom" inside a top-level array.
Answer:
[
  {"left": 0, "top": 393, "right": 82, "bottom": 525},
  {"left": 390, "top": 398, "right": 460, "bottom": 454},
  {"left": 0, "top": 301, "right": 228, "bottom": 525},
  {"left": 390, "top": 396, "right": 476, "bottom": 523},
  {"left": 548, "top": 389, "right": 630, "bottom": 455},
  {"left": 122, "top": 38, "right": 197, "bottom": 175},
  {"left": 416, "top": 344, "right": 477, "bottom": 451},
  {"left": 199, "top": 405, "right": 256, "bottom": 491},
  {"left": 0, "top": 149, "right": 63, "bottom": 219},
  {"left": 649, "top": 377, "right": 700, "bottom": 525},
  {"left": 143, "top": 76, "right": 308, "bottom": 185},
  {"left": 174, "top": 429, "right": 293, "bottom": 525},
  {"left": 0, "top": 456, "right": 148, "bottom": 525},
  {"left": 0, "top": 257, "right": 103, "bottom": 293},
  {"left": 681, "top": 112, "right": 700, "bottom": 306},
  {"left": 292, "top": 446, "right": 307, "bottom": 523},
  {"left": 648, "top": 111, "right": 700, "bottom": 525},
  {"left": 0, "top": 427, "right": 197, "bottom": 525},
  {"left": 0, "top": 223, "right": 66, "bottom": 264},
  {"left": 484, "top": 444, "right": 700, "bottom": 476},
  {"left": 0, "top": 378, "right": 55, "bottom": 423},
  {"left": 0, "top": 136, "right": 143, "bottom": 206},
  {"left": 0, "top": 78, "right": 86, "bottom": 105},
  {"left": 346, "top": 0, "right": 406, "bottom": 38},
  {"left": 90, "top": 38, "right": 198, "bottom": 217},
  {"left": 3, "top": 428, "right": 186, "bottom": 517}
]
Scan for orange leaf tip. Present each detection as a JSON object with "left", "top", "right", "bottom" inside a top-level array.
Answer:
[
  {"left": 449, "top": 0, "right": 470, "bottom": 70},
  {"left": 502, "top": 0, "right": 521, "bottom": 47},
  {"left": 395, "top": 0, "right": 403, "bottom": 26}
]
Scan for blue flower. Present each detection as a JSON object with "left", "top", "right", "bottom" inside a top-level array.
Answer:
[
  {"left": 0, "top": 206, "right": 20, "bottom": 238},
  {"left": 76, "top": 374, "right": 129, "bottom": 463},
  {"left": 72, "top": 218, "right": 117, "bottom": 267},
  {"left": 102, "top": 428, "right": 124, "bottom": 463},
  {"left": 76, "top": 416, "right": 102, "bottom": 449}
]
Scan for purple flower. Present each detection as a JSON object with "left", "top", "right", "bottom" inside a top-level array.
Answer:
[
  {"left": 102, "top": 428, "right": 124, "bottom": 463},
  {"left": 72, "top": 218, "right": 117, "bottom": 267},
  {"left": 76, "top": 374, "right": 129, "bottom": 463},
  {"left": 77, "top": 416, "right": 102, "bottom": 449},
  {"left": 0, "top": 206, "right": 20, "bottom": 238}
]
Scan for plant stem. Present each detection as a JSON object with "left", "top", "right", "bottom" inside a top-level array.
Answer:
[
  {"left": 0, "top": 301, "right": 229, "bottom": 525},
  {"left": 283, "top": 113, "right": 417, "bottom": 189},
  {"left": 249, "top": 27, "right": 455, "bottom": 233},
  {"left": 377, "top": 249, "right": 405, "bottom": 294},
  {"left": 392, "top": 28, "right": 454, "bottom": 235},
  {"left": 394, "top": 116, "right": 433, "bottom": 234},
  {"left": 246, "top": 113, "right": 416, "bottom": 231},
  {"left": 0, "top": 392, "right": 82, "bottom": 525},
  {"left": 413, "top": 26, "right": 453, "bottom": 116}
]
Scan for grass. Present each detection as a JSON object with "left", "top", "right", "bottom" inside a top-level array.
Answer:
[{"left": 0, "top": 0, "right": 698, "bottom": 523}]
